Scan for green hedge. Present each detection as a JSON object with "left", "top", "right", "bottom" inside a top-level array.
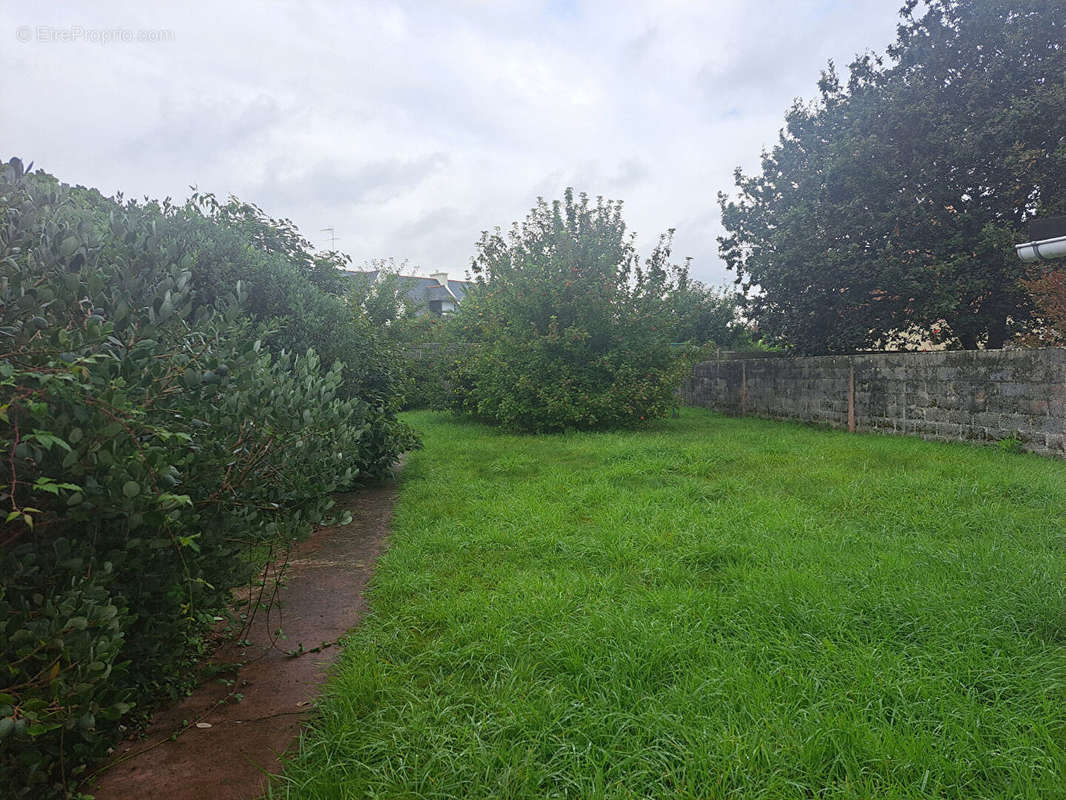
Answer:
[{"left": 0, "top": 158, "right": 415, "bottom": 796}]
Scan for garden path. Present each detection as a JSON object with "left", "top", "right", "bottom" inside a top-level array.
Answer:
[{"left": 90, "top": 481, "right": 399, "bottom": 800}]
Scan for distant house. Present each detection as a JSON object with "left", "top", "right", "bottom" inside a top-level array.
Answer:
[{"left": 351, "top": 270, "right": 475, "bottom": 316}]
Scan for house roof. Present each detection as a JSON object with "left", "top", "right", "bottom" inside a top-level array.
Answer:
[
  {"left": 447, "top": 279, "right": 471, "bottom": 301},
  {"left": 344, "top": 270, "right": 475, "bottom": 310},
  {"left": 425, "top": 284, "right": 455, "bottom": 302}
]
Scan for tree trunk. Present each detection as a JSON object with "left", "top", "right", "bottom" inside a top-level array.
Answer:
[{"left": 986, "top": 315, "right": 1008, "bottom": 350}]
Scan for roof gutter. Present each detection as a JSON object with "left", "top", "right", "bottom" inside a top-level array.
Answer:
[
  {"left": 1017, "top": 216, "right": 1066, "bottom": 262},
  {"left": 1016, "top": 235, "right": 1066, "bottom": 263}
]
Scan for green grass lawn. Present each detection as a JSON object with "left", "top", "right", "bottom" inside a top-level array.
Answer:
[{"left": 275, "top": 409, "right": 1066, "bottom": 799}]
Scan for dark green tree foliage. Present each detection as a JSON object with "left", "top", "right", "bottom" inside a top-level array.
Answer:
[
  {"left": 450, "top": 189, "right": 687, "bottom": 432},
  {"left": 666, "top": 276, "right": 754, "bottom": 348},
  {"left": 719, "top": 0, "right": 1066, "bottom": 353},
  {"left": 0, "top": 159, "right": 414, "bottom": 796}
]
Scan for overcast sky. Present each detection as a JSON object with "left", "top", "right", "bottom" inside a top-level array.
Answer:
[{"left": 3, "top": 1, "right": 906, "bottom": 285}]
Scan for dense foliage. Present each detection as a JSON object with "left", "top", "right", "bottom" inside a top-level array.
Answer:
[
  {"left": 719, "top": 0, "right": 1066, "bottom": 353},
  {"left": 1022, "top": 268, "right": 1066, "bottom": 345},
  {"left": 667, "top": 278, "right": 757, "bottom": 349},
  {"left": 0, "top": 158, "right": 414, "bottom": 796},
  {"left": 342, "top": 261, "right": 462, "bottom": 411},
  {"left": 449, "top": 189, "right": 689, "bottom": 432},
  {"left": 396, "top": 318, "right": 466, "bottom": 411}
]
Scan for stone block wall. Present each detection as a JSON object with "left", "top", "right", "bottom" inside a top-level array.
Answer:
[{"left": 681, "top": 348, "right": 1066, "bottom": 457}]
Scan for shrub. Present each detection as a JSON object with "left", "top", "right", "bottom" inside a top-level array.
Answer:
[
  {"left": 449, "top": 189, "right": 688, "bottom": 432},
  {"left": 341, "top": 263, "right": 466, "bottom": 412},
  {"left": 666, "top": 279, "right": 759, "bottom": 349},
  {"left": 0, "top": 158, "right": 413, "bottom": 796},
  {"left": 393, "top": 315, "right": 468, "bottom": 412},
  {"left": 401, "top": 345, "right": 462, "bottom": 410},
  {"left": 155, "top": 193, "right": 417, "bottom": 478}
]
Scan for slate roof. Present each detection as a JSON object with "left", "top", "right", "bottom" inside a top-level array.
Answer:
[
  {"left": 345, "top": 270, "right": 475, "bottom": 313},
  {"left": 447, "top": 280, "right": 471, "bottom": 301}
]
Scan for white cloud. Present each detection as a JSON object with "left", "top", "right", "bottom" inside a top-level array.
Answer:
[{"left": 1, "top": 0, "right": 904, "bottom": 284}]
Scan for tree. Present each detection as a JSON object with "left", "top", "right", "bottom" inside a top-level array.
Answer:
[
  {"left": 719, "top": 0, "right": 1066, "bottom": 353},
  {"left": 666, "top": 277, "right": 756, "bottom": 348},
  {"left": 450, "top": 189, "right": 687, "bottom": 432}
]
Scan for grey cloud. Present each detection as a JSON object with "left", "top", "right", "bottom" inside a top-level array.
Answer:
[
  {"left": 693, "top": 0, "right": 893, "bottom": 117},
  {"left": 535, "top": 158, "right": 651, "bottom": 202},
  {"left": 252, "top": 153, "right": 450, "bottom": 210},
  {"left": 127, "top": 93, "right": 286, "bottom": 163},
  {"left": 621, "top": 26, "right": 657, "bottom": 64},
  {"left": 390, "top": 206, "right": 480, "bottom": 272},
  {"left": 610, "top": 158, "right": 649, "bottom": 190}
]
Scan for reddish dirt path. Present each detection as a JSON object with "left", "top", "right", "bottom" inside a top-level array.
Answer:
[{"left": 90, "top": 482, "right": 398, "bottom": 800}]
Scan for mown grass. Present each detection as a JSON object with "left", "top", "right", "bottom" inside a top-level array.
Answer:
[{"left": 274, "top": 409, "right": 1066, "bottom": 799}]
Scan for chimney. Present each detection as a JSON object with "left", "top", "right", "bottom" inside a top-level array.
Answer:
[{"left": 430, "top": 271, "right": 449, "bottom": 286}]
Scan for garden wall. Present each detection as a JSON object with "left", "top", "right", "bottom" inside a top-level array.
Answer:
[{"left": 681, "top": 348, "right": 1066, "bottom": 457}]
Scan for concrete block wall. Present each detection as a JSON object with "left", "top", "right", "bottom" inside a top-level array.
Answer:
[{"left": 681, "top": 348, "right": 1066, "bottom": 457}]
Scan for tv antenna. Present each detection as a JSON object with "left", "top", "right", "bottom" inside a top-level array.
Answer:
[{"left": 320, "top": 227, "right": 339, "bottom": 249}]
